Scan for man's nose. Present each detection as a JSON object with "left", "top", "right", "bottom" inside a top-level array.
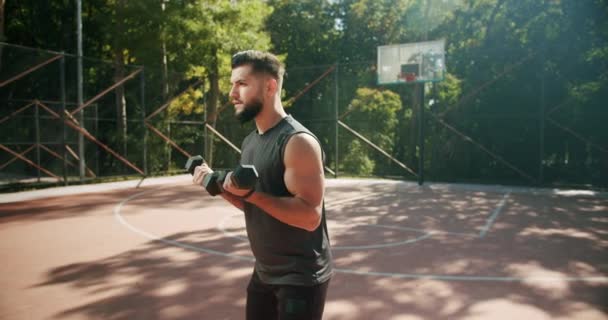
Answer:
[{"left": 229, "top": 86, "right": 238, "bottom": 99}]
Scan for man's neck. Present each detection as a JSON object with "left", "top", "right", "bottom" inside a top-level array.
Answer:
[{"left": 255, "top": 101, "right": 287, "bottom": 134}]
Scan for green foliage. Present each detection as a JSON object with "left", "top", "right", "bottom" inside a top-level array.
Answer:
[
  {"left": 433, "top": 73, "right": 463, "bottom": 112},
  {"left": 2, "top": 0, "right": 607, "bottom": 188},
  {"left": 341, "top": 87, "right": 402, "bottom": 175},
  {"left": 267, "top": 0, "right": 341, "bottom": 65},
  {"left": 346, "top": 87, "right": 401, "bottom": 150},
  {"left": 341, "top": 140, "right": 375, "bottom": 175},
  {"left": 168, "top": 88, "right": 204, "bottom": 117}
]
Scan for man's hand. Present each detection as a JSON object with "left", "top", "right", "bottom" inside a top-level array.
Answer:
[
  {"left": 193, "top": 163, "right": 214, "bottom": 187},
  {"left": 222, "top": 171, "right": 254, "bottom": 198}
]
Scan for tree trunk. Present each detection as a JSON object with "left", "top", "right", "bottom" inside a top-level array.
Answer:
[
  {"left": 484, "top": 0, "right": 506, "bottom": 46},
  {"left": 409, "top": 85, "right": 420, "bottom": 169},
  {"left": 114, "top": 49, "right": 128, "bottom": 156},
  {"left": 393, "top": 86, "right": 407, "bottom": 165},
  {"left": 205, "top": 48, "right": 220, "bottom": 166},
  {"left": 161, "top": 0, "right": 169, "bottom": 100},
  {"left": 114, "top": 0, "right": 127, "bottom": 156},
  {"left": 0, "top": 0, "right": 5, "bottom": 71}
]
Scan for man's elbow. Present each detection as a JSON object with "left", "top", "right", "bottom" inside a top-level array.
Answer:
[{"left": 303, "top": 208, "right": 322, "bottom": 232}]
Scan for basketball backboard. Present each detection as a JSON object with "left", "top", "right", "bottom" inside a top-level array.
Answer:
[{"left": 377, "top": 39, "right": 446, "bottom": 85}]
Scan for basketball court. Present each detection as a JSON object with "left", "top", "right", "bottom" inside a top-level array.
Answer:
[
  {"left": 2, "top": 12, "right": 607, "bottom": 319},
  {"left": 1, "top": 176, "right": 606, "bottom": 320}
]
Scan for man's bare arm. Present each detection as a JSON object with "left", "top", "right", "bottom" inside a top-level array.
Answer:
[
  {"left": 221, "top": 192, "right": 245, "bottom": 211},
  {"left": 239, "top": 133, "right": 324, "bottom": 231}
]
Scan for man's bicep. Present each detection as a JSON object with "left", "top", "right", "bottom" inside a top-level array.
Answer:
[{"left": 283, "top": 134, "right": 325, "bottom": 206}]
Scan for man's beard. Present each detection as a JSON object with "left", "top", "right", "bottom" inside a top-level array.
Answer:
[{"left": 236, "top": 99, "right": 263, "bottom": 124}]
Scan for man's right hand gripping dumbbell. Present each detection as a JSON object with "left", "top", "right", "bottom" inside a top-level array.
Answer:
[{"left": 186, "top": 155, "right": 258, "bottom": 198}]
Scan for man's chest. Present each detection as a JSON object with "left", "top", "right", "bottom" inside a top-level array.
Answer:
[{"left": 242, "top": 135, "right": 285, "bottom": 188}]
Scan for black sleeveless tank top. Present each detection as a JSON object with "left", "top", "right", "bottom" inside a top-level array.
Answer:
[{"left": 240, "top": 115, "right": 333, "bottom": 285}]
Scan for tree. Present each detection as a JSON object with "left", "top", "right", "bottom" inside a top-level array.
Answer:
[
  {"left": 342, "top": 140, "right": 374, "bottom": 175},
  {"left": 341, "top": 87, "right": 402, "bottom": 175},
  {"left": 162, "top": 0, "right": 272, "bottom": 164}
]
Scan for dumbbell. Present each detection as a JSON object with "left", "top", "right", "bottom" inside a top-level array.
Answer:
[
  {"left": 185, "top": 155, "right": 224, "bottom": 196},
  {"left": 185, "top": 155, "right": 259, "bottom": 196}
]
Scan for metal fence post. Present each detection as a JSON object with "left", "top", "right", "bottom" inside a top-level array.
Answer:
[
  {"left": 60, "top": 54, "right": 67, "bottom": 185},
  {"left": 418, "top": 84, "right": 425, "bottom": 186},
  {"left": 35, "top": 103, "right": 41, "bottom": 183},
  {"left": 140, "top": 68, "right": 147, "bottom": 176},
  {"left": 539, "top": 54, "right": 545, "bottom": 185},
  {"left": 334, "top": 62, "right": 339, "bottom": 178},
  {"left": 76, "top": 0, "right": 86, "bottom": 182},
  {"left": 168, "top": 122, "right": 172, "bottom": 171}
]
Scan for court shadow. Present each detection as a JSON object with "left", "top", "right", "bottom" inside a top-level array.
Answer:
[
  {"left": 322, "top": 181, "right": 608, "bottom": 319},
  {"left": 0, "top": 184, "right": 222, "bottom": 221},
  {"left": 34, "top": 229, "right": 254, "bottom": 320},
  {"left": 10, "top": 180, "right": 608, "bottom": 319}
]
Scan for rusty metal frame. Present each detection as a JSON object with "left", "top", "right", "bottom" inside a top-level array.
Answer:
[
  {"left": 0, "top": 55, "right": 63, "bottom": 88},
  {"left": 39, "top": 144, "right": 96, "bottom": 177},
  {"left": 0, "top": 143, "right": 97, "bottom": 180},
  {"left": 1, "top": 54, "right": 147, "bottom": 178},
  {"left": 0, "top": 144, "right": 61, "bottom": 180},
  {"left": 284, "top": 65, "right": 337, "bottom": 107},
  {"left": 338, "top": 120, "right": 417, "bottom": 177},
  {"left": 143, "top": 80, "right": 206, "bottom": 160},
  {"left": 204, "top": 124, "right": 241, "bottom": 154},
  {"left": 428, "top": 112, "right": 537, "bottom": 183},
  {"left": 438, "top": 53, "right": 536, "bottom": 118},
  {"left": 36, "top": 101, "right": 145, "bottom": 175},
  {"left": 420, "top": 52, "right": 539, "bottom": 183},
  {"left": 143, "top": 74, "right": 340, "bottom": 173},
  {"left": 546, "top": 118, "right": 607, "bottom": 154},
  {"left": 0, "top": 101, "right": 36, "bottom": 124},
  {"left": 70, "top": 68, "right": 143, "bottom": 116},
  {"left": 64, "top": 145, "right": 96, "bottom": 177},
  {"left": 144, "top": 122, "right": 192, "bottom": 158},
  {"left": 1, "top": 46, "right": 147, "bottom": 181},
  {"left": 145, "top": 79, "right": 204, "bottom": 121},
  {"left": 0, "top": 144, "right": 36, "bottom": 171},
  {"left": 0, "top": 99, "right": 94, "bottom": 180}
]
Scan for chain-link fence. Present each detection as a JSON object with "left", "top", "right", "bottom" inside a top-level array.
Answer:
[
  {"left": 283, "top": 53, "right": 607, "bottom": 188},
  {"left": 1, "top": 42, "right": 606, "bottom": 191}
]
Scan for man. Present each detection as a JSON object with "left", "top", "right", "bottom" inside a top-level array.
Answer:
[{"left": 192, "top": 50, "right": 333, "bottom": 320}]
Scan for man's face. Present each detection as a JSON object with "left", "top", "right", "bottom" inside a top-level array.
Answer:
[{"left": 230, "top": 65, "right": 265, "bottom": 124}]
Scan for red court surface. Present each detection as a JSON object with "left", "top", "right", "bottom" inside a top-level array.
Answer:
[{"left": 1, "top": 176, "right": 607, "bottom": 320}]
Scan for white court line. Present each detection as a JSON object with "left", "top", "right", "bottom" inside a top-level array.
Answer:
[
  {"left": 324, "top": 192, "right": 385, "bottom": 210},
  {"left": 114, "top": 186, "right": 608, "bottom": 283},
  {"left": 479, "top": 192, "right": 511, "bottom": 238},
  {"left": 113, "top": 189, "right": 254, "bottom": 262},
  {"left": 4, "top": 175, "right": 606, "bottom": 204},
  {"left": 325, "top": 188, "right": 513, "bottom": 239},
  {"left": 217, "top": 213, "right": 435, "bottom": 250},
  {"left": 336, "top": 268, "right": 608, "bottom": 283}
]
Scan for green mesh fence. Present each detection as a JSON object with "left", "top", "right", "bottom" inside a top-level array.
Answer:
[{"left": 1, "top": 42, "right": 606, "bottom": 191}]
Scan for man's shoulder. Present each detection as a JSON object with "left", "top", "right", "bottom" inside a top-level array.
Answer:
[
  {"left": 284, "top": 115, "right": 308, "bottom": 132},
  {"left": 285, "top": 132, "right": 318, "bottom": 146}
]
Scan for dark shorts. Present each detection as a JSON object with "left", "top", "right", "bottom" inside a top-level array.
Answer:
[{"left": 246, "top": 271, "right": 330, "bottom": 320}]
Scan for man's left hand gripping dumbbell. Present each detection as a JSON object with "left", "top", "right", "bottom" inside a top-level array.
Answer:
[{"left": 186, "top": 155, "right": 258, "bottom": 198}]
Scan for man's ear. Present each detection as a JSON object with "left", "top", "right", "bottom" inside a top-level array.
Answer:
[{"left": 267, "top": 77, "right": 278, "bottom": 97}]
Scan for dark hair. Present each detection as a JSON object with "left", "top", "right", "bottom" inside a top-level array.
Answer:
[{"left": 231, "top": 50, "right": 285, "bottom": 80}]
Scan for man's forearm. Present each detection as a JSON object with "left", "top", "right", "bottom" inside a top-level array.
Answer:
[
  {"left": 246, "top": 192, "right": 321, "bottom": 232},
  {"left": 221, "top": 192, "right": 244, "bottom": 211}
]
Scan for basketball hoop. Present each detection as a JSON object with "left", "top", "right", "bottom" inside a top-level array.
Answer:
[{"left": 377, "top": 39, "right": 445, "bottom": 85}]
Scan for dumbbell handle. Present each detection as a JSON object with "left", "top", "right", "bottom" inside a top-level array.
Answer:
[
  {"left": 185, "top": 155, "right": 259, "bottom": 197},
  {"left": 185, "top": 155, "right": 205, "bottom": 175}
]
